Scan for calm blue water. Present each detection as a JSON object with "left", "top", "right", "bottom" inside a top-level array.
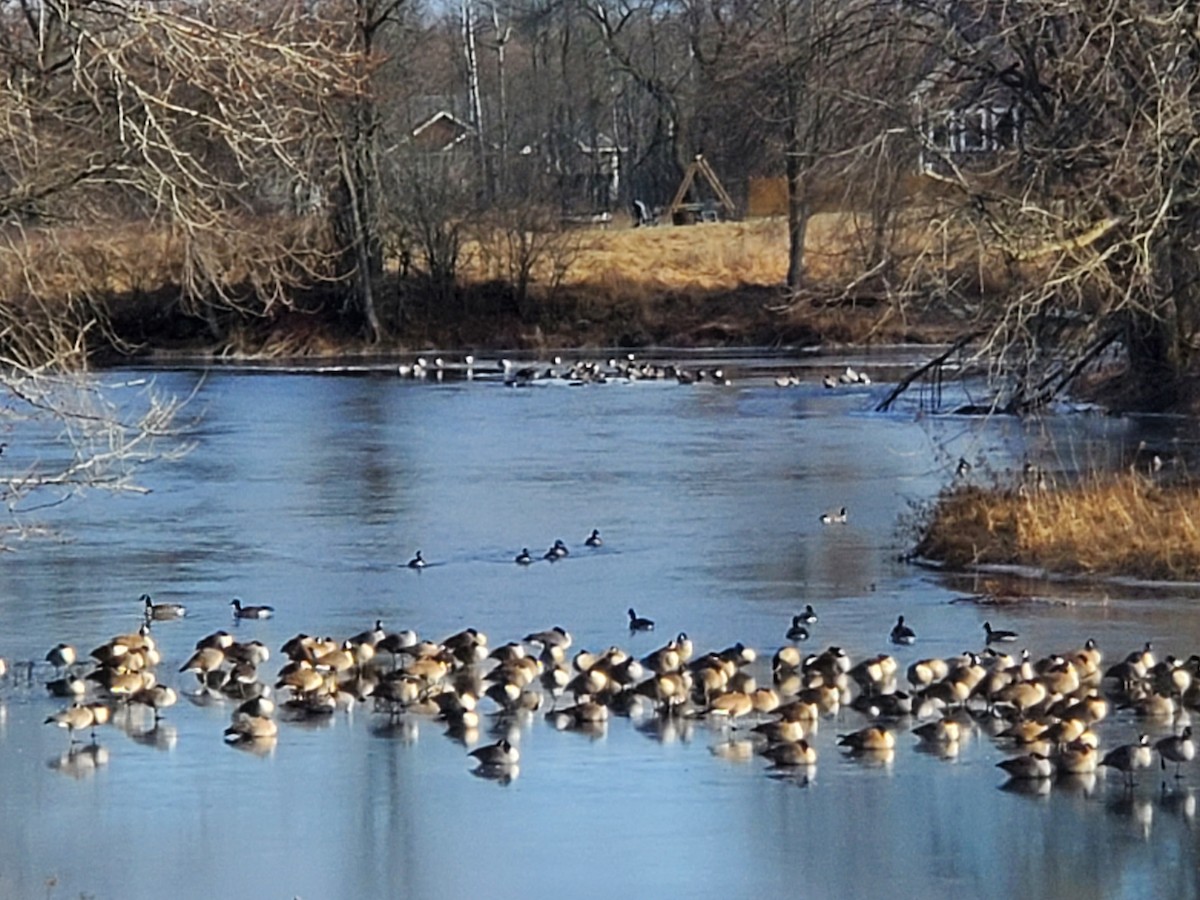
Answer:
[{"left": 0, "top": 356, "right": 1197, "bottom": 900}]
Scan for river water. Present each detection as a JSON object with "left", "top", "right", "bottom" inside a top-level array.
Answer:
[{"left": 0, "top": 353, "right": 1198, "bottom": 899}]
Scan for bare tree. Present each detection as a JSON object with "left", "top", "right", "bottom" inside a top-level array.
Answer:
[{"left": 900, "top": 1, "right": 1200, "bottom": 410}]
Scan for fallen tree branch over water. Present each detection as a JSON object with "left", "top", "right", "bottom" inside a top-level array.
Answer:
[{"left": 875, "top": 330, "right": 982, "bottom": 412}]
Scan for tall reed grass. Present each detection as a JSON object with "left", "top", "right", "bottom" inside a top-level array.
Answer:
[{"left": 916, "top": 471, "right": 1200, "bottom": 581}]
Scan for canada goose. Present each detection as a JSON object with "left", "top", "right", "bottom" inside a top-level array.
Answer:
[
  {"left": 524, "top": 626, "right": 572, "bottom": 651},
  {"left": 753, "top": 718, "right": 806, "bottom": 744},
  {"left": 762, "top": 740, "right": 818, "bottom": 767},
  {"left": 179, "top": 646, "right": 226, "bottom": 681},
  {"left": 406, "top": 550, "right": 427, "bottom": 569},
  {"left": 850, "top": 654, "right": 894, "bottom": 695},
  {"left": 553, "top": 697, "right": 609, "bottom": 728},
  {"left": 584, "top": 529, "right": 603, "bottom": 547},
  {"left": 890, "top": 615, "right": 916, "bottom": 646},
  {"left": 1056, "top": 694, "right": 1109, "bottom": 726},
  {"left": 143, "top": 593, "right": 186, "bottom": 621},
  {"left": 105, "top": 670, "right": 156, "bottom": 699},
  {"left": 544, "top": 539, "right": 569, "bottom": 560},
  {"left": 349, "top": 620, "right": 386, "bottom": 649},
  {"left": 994, "top": 679, "right": 1048, "bottom": 715},
  {"left": 224, "top": 714, "right": 278, "bottom": 743},
  {"left": 237, "top": 694, "right": 276, "bottom": 719},
  {"left": 1101, "top": 734, "right": 1154, "bottom": 786},
  {"left": 786, "top": 617, "right": 810, "bottom": 642},
  {"left": 45, "top": 643, "right": 77, "bottom": 673},
  {"left": 819, "top": 507, "right": 848, "bottom": 525},
  {"left": 1075, "top": 638, "right": 1103, "bottom": 676},
  {"left": 469, "top": 738, "right": 520, "bottom": 767},
  {"left": 231, "top": 598, "right": 275, "bottom": 620},
  {"left": 1056, "top": 739, "right": 1099, "bottom": 775},
  {"left": 488, "top": 642, "right": 526, "bottom": 664},
  {"left": 131, "top": 685, "right": 178, "bottom": 721},
  {"left": 376, "top": 629, "right": 419, "bottom": 665},
  {"left": 983, "top": 622, "right": 1018, "bottom": 644},
  {"left": 316, "top": 641, "right": 357, "bottom": 674},
  {"left": 227, "top": 640, "right": 271, "bottom": 668},
  {"left": 628, "top": 608, "right": 655, "bottom": 632},
  {"left": 837, "top": 726, "right": 895, "bottom": 753},
  {"left": 46, "top": 673, "right": 87, "bottom": 698},
  {"left": 997, "top": 752, "right": 1054, "bottom": 780},
  {"left": 907, "top": 657, "right": 949, "bottom": 689},
  {"left": 706, "top": 691, "right": 754, "bottom": 720},
  {"left": 913, "top": 718, "right": 962, "bottom": 745},
  {"left": 751, "top": 687, "right": 782, "bottom": 714},
  {"left": 773, "top": 645, "right": 803, "bottom": 673},
  {"left": 515, "top": 548, "right": 533, "bottom": 565},
  {"left": 1156, "top": 727, "right": 1196, "bottom": 778},
  {"left": 196, "top": 630, "right": 235, "bottom": 651},
  {"left": 44, "top": 704, "right": 97, "bottom": 743}
]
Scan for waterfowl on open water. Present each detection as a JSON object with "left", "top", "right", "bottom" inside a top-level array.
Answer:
[
  {"left": 231, "top": 598, "right": 275, "bottom": 620},
  {"left": 628, "top": 609, "right": 655, "bottom": 632},
  {"left": 890, "top": 616, "right": 916, "bottom": 646},
  {"left": 983, "top": 621, "right": 1018, "bottom": 644},
  {"left": 819, "top": 507, "right": 848, "bottom": 525},
  {"left": 143, "top": 593, "right": 186, "bottom": 621}
]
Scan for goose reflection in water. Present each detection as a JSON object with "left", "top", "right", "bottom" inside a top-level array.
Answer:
[{"left": 48, "top": 742, "right": 109, "bottom": 779}]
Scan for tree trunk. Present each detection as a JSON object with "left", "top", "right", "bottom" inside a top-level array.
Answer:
[
  {"left": 784, "top": 112, "right": 807, "bottom": 290},
  {"left": 1123, "top": 310, "right": 1181, "bottom": 407}
]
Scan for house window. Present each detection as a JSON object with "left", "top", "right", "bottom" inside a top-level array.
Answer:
[{"left": 923, "top": 103, "right": 1021, "bottom": 161}]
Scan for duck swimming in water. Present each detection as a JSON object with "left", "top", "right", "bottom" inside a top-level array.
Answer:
[
  {"left": 628, "top": 608, "right": 655, "bottom": 632},
  {"left": 820, "top": 507, "right": 848, "bottom": 525},
  {"left": 786, "top": 617, "right": 810, "bottom": 642},
  {"left": 231, "top": 598, "right": 275, "bottom": 620},
  {"left": 585, "top": 529, "right": 603, "bottom": 548},
  {"left": 890, "top": 615, "right": 916, "bottom": 646},
  {"left": 143, "top": 593, "right": 187, "bottom": 621},
  {"left": 984, "top": 621, "right": 1018, "bottom": 644},
  {"left": 407, "top": 551, "right": 427, "bottom": 569},
  {"left": 515, "top": 548, "right": 533, "bottom": 565}
]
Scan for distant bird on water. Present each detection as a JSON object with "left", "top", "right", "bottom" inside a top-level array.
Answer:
[
  {"left": 628, "top": 608, "right": 655, "bottom": 632},
  {"left": 515, "top": 548, "right": 533, "bottom": 565},
  {"left": 407, "top": 551, "right": 426, "bottom": 570},
  {"left": 585, "top": 529, "right": 603, "bottom": 548},
  {"left": 143, "top": 593, "right": 186, "bottom": 621},
  {"left": 984, "top": 621, "right": 1018, "bottom": 644},
  {"left": 820, "top": 507, "right": 848, "bottom": 525},
  {"left": 890, "top": 615, "right": 916, "bottom": 646},
  {"left": 231, "top": 598, "right": 275, "bottom": 620}
]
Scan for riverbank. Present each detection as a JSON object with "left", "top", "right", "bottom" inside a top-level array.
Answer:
[
  {"left": 90, "top": 217, "right": 962, "bottom": 361},
  {"left": 914, "top": 470, "right": 1200, "bottom": 582}
]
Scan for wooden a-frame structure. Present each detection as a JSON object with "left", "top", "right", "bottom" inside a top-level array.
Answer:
[{"left": 666, "top": 154, "right": 737, "bottom": 222}]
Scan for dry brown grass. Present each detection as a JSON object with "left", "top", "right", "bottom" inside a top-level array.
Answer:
[
  {"left": 916, "top": 473, "right": 1200, "bottom": 581},
  {"left": 459, "top": 214, "right": 911, "bottom": 298}
]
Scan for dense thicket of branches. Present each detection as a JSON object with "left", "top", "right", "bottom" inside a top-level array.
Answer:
[{"left": 1, "top": 0, "right": 1198, "bottom": 412}]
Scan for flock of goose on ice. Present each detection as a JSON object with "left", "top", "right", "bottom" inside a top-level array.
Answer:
[
  {"left": 391, "top": 352, "right": 871, "bottom": 390},
  {"left": 10, "top": 568, "right": 1197, "bottom": 797}
]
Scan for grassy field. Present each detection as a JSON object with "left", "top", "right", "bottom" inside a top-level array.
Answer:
[{"left": 0, "top": 209, "right": 971, "bottom": 356}]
